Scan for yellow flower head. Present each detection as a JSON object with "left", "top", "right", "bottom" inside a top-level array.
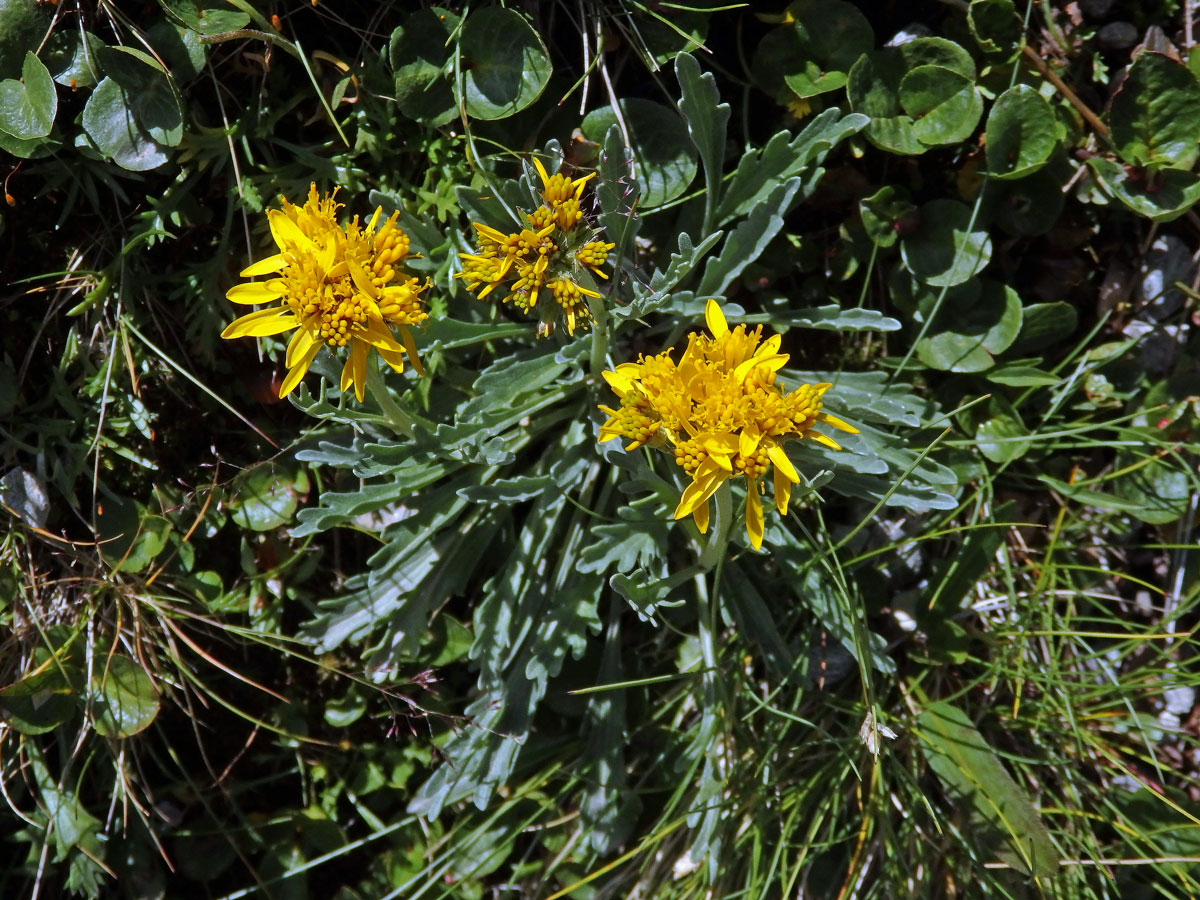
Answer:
[
  {"left": 599, "top": 300, "right": 858, "bottom": 550},
  {"left": 455, "top": 157, "right": 610, "bottom": 337},
  {"left": 222, "top": 185, "right": 429, "bottom": 402}
]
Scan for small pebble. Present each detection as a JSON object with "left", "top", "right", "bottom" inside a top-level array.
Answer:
[
  {"left": 1097, "top": 21, "right": 1138, "bottom": 50},
  {"left": 1080, "top": 0, "right": 1115, "bottom": 19}
]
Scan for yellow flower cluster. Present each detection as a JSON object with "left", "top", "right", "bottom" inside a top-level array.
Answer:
[
  {"left": 222, "top": 185, "right": 429, "bottom": 401},
  {"left": 599, "top": 300, "right": 858, "bottom": 550},
  {"left": 456, "top": 158, "right": 614, "bottom": 336}
]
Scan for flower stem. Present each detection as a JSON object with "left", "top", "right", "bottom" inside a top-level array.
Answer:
[
  {"left": 364, "top": 362, "right": 413, "bottom": 437},
  {"left": 588, "top": 292, "right": 610, "bottom": 380},
  {"left": 698, "top": 480, "right": 733, "bottom": 571}
]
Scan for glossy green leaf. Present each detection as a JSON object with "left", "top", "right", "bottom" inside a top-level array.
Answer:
[
  {"left": 0, "top": 51, "right": 56, "bottom": 139},
  {"left": 1113, "top": 452, "right": 1192, "bottom": 524},
  {"left": 389, "top": 7, "right": 459, "bottom": 124},
  {"left": 985, "top": 84, "right": 1057, "bottom": 179},
  {"left": 96, "top": 495, "right": 171, "bottom": 572},
  {"left": 96, "top": 45, "right": 182, "bottom": 145},
  {"left": 752, "top": 0, "right": 873, "bottom": 100},
  {"left": 165, "top": 0, "right": 249, "bottom": 35},
  {"left": 986, "top": 364, "right": 1060, "bottom": 386},
  {"left": 901, "top": 198, "right": 992, "bottom": 287},
  {"left": 1087, "top": 156, "right": 1200, "bottom": 222},
  {"left": 89, "top": 654, "right": 160, "bottom": 738},
  {"left": 81, "top": 77, "right": 169, "bottom": 170},
  {"left": 975, "top": 396, "right": 1031, "bottom": 463},
  {"left": 848, "top": 37, "right": 976, "bottom": 154},
  {"left": 915, "top": 279, "right": 1021, "bottom": 372},
  {"left": 918, "top": 701, "right": 1059, "bottom": 877},
  {"left": 1109, "top": 51, "right": 1200, "bottom": 169},
  {"left": 45, "top": 28, "right": 104, "bottom": 88},
  {"left": 1009, "top": 301, "right": 1077, "bottom": 353},
  {"left": 581, "top": 98, "right": 697, "bottom": 208},
  {"left": 860, "top": 184, "right": 916, "bottom": 247},
  {"left": 227, "top": 462, "right": 310, "bottom": 532},
  {"left": 0, "top": 0, "right": 49, "bottom": 80},
  {"left": 899, "top": 65, "right": 982, "bottom": 146},
  {"left": 969, "top": 0, "right": 1022, "bottom": 56},
  {"left": 0, "top": 649, "right": 81, "bottom": 735},
  {"left": 459, "top": 7, "right": 551, "bottom": 120}
]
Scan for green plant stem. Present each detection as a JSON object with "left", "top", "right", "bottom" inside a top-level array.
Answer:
[
  {"left": 364, "top": 363, "right": 414, "bottom": 437},
  {"left": 698, "top": 480, "right": 733, "bottom": 571},
  {"left": 588, "top": 292, "right": 611, "bottom": 380}
]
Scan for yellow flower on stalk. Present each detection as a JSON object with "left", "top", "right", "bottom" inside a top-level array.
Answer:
[
  {"left": 455, "top": 156, "right": 610, "bottom": 337},
  {"left": 599, "top": 300, "right": 858, "bottom": 550},
  {"left": 222, "top": 185, "right": 429, "bottom": 401}
]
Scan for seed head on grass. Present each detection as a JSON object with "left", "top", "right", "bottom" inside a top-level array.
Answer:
[
  {"left": 599, "top": 299, "right": 857, "bottom": 549},
  {"left": 222, "top": 185, "right": 429, "bottom": 401}
]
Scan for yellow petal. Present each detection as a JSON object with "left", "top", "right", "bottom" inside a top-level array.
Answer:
[
  {"left": 697, "top": 432, "right": 739, "bottom": 464},
  {"left": 348, "top": 258, "right": 377, "bottom": 297},
  {"left": 808, "top": 430, "right": 843, "bottom": 451},
  {"left": 399, "top": 326, "right": 426, "bottom": 377},
  {"left": 341, "top": 340, "right": 368, "bottom": 402},
  {"left": 221, "top": 308, "right": 298, "bottom": 339},
  {"left": 226, "top": 281, "right": 285, "bottom": 304},
  {"left": 367, "top": 207, "right": 382, "bottom": 232},
  {"left": 285, "top": 326, "right": 318, "bottom": 368},
  {"left": 239, "top": 254, "right": 286, "bottom": 277},
  {"left": 819, "top": 412, "right": 859, "bottom": 434},
  {"left": 773, "top": 466, "right": 792, "bottom": 515},
  {"left": 692, "top": 498, "right": 710, "bottom": 534},
  {"left": 532, "top": 156, "right": 551, "bottom": 189},
  {"left": 705, "top": 298, "right": 728, "bottom": 338},
  {"left": 374, "top": 344, "right": 403, "bottom": 373},
  {"left": 745, "top": 480, "right": 764, "bottom": 550},
  {"left": 766, "top": 443, "right": 800, "bottom": 483},
  {"left": 360, "top": 321, "right": 405, "bottom": 354},
  {"left": 278, "top": 342, "right": 321, "bottom": 398},
  {"left": 739, "top": 426, "right": 762, "bottom": 461},
  {"left": 675, "top": 461, "right": 728, "bottom": 518},
  {"left": 268, "top": 209, "right": 314, "bottom": 252},
  {"left": 602, "top": 369, "right": 635, "bottom": 394}
]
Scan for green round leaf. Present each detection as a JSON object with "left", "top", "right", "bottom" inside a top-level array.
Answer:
[
  {"left": 969, "top": 0, "right": 1022, "bottom": 57},
  {"left": 96, "top": 495, "right": 171, "bottom": 572},
  {"left": 0, "top": 647, "right": 82, "bottom": 735},
  {"left": 982, "top": 159, "right": 1068, "bottom": 236},
  {"left": 82, "top": 77, "right": 169, "bottom": 170},
  {"left": 847, "top": 50, "right": 924, "bottom": 155},
  {"left": 915, "top": 279, "right": 1021, "bottom": 372},
  {"left": 899, "top": 65, "right": 982, "bottom": 146},
  {"left": 1113, "top": 453, "right": 1192, "bottom": 524},
  {"left": 849, "top": 38, "right": 976, "bottom": 154},
  {"left": 0, "top": 51, "right": 56, "bottom": 139},
  {"left": 975, "top": 397, "right": 1031, "bottom": 463},
  {"left": 90, "top": 654, "right": 160, "bottom": 738},
  {"left": 901, "top": 198, "right": 992, "bottom": 286},
  {"left": 146, "top": 19, "right": 207, "bottom": 84},
  {"left": 459, "top": 7, "right": 551, "bottom": 120},
  {"left": 859, "top": 184, "right": 916, "bottom": 247},
  {"left": 985, "top": 84, "right": 1057, "bottom": 179},
  {"left": 164, "top": 0, "right": 250, "bottom": 36},
  {"left": 228, "top": 462, "right": 310, "bottom": 532},
  {"left": 0, "top": 0, "right": 49, "bottom": 80},
  {"left": 389, "top": 8, "right": 460, "bottom": 124},
  {"left": 45, "top": 28, "right": 105, "bottom": 88},
  {"left": 753, "top": 0, "right": 873, "bottom": 100},
  {"left": 581, "top": 99, "right": 697, "bottom": 208},
  {"left": 1087, "top": 156, "right": 1200, "bottom": 222},
  {"left": 1009, "top": 301, "right": 1077, "bottom": 353},
  {"left": 96, "top": 45, "right": 183, "bottom": 146},
  {"left": 1110, "top": 51, "right": 1200, "bottom": 169}
]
